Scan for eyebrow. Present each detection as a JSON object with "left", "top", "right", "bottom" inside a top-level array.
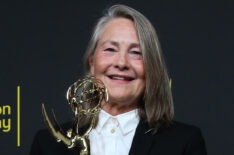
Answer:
[
  {"left": 101, "top": 41, "right": 119, "bottom": 47},
  {"left": 100, "top": 41, "right": 140, "bottom": 48}
]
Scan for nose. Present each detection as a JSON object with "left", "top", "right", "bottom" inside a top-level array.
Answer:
[{"left": 114, "top": 52, "right": 129, "bottom": 70}]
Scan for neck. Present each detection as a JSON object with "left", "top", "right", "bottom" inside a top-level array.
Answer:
[{"left": 101, "top": 101, "right": 138, "bottom": 116}]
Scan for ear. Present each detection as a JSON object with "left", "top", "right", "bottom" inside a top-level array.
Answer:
[{"left": 89, "top": 55, "right": 94, "bottom": 75}]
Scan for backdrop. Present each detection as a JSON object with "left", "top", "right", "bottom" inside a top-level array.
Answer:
[{"left": 1, "top": 0, "right": 233, "bottom": 154}]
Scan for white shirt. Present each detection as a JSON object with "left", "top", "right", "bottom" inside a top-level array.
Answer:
[{"left": 89, "top": 109, "right": 140, "bottom": 155}]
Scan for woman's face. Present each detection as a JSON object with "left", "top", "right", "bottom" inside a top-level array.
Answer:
[{"left": 89, "top": 18, "right": 145, "bottom": 108}]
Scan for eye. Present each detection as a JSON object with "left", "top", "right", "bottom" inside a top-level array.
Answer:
[
  {"left": 105, "top": 48, "right": 115, "bottom": 52},
  {"left": 131, "top": 51, "right": 142, "bottom": 55},
  {"left": 129, "top": 50, "right": 142, "bottom": 60}
]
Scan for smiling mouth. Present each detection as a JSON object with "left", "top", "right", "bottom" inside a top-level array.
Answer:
[{"left": 108, "top": 75, "right": 134, "bottom": 81}]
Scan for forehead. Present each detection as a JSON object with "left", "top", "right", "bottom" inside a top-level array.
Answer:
[{"left": 98, "top": 17, "right": 139, "bottom": 43}]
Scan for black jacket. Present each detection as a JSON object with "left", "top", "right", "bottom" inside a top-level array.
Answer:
[{"left": 30, "top": 121, "right": 207, "bottom": 155}]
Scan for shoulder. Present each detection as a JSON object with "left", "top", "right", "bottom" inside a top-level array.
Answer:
[
  {"left": 30, "top": 122, "right": 77, "bottom": 155},
  {"left": 156, "top": 121, "right": 205, "bottom": 144},
  {"left": 159, "top": 121, "right": 203, "bottom": 136},
  {"left": 152, "top": 121, "right": 207, "bottom": 155},
  {"left": 131, "top": 121, "right": 206, "bottom": 155},
  {"left": 33, "top": 122, "right": 71, "bottom": 144}
]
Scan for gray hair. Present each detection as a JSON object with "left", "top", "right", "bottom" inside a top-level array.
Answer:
[{"left": 83, "top": 4, "right": 174, "bottom": 131}]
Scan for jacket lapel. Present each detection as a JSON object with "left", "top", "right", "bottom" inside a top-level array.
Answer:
[{"left": 129, "top": 120, "right": 155, "bottom": 155}]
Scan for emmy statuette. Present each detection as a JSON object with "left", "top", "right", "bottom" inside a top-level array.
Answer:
[{"left": 42, "top": 76, "right": 108, "bottom": 155}]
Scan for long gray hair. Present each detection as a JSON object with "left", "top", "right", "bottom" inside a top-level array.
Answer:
[{"left": 83, "top": 4, "right": 174, "bottom": 131}]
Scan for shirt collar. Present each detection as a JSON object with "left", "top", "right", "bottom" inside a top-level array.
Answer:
[{"left": 95, "top": 109, "right": 140, "bottom": 135}]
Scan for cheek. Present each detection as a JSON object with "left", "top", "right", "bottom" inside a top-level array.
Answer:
[
  {"left": 139, "top": 65, "right": 145, "bottom": 78},
  {"left": 93, "top": 54, "right": 112, "bottom": 75},
  {"left": 131, "top": 60, "right": 145, "bottom": 78}
]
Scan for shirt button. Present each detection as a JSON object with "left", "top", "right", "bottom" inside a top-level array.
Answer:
[{"left": 110, "top": 128, "right": 115, "bottom": 134}]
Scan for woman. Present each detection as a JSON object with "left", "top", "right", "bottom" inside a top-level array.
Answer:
[{"left": 31, "top": 4, "right": 206, "bottom": 155}]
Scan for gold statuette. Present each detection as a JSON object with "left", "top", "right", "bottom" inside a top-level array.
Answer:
[{"left": 42, "top": 76, "right": 108, "bottom": 155}]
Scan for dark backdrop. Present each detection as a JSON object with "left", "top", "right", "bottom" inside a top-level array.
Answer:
[{"left": 1, "top": 0, "right": 233, "bottom": 154}]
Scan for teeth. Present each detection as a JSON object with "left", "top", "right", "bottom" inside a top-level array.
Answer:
[{"left": 112, "top": 76, "right": 125, "bottom": 80}]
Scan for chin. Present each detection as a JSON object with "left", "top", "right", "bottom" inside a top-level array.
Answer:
[{"left": 108, "top": 91, "right": 133, "bottom": 103}]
